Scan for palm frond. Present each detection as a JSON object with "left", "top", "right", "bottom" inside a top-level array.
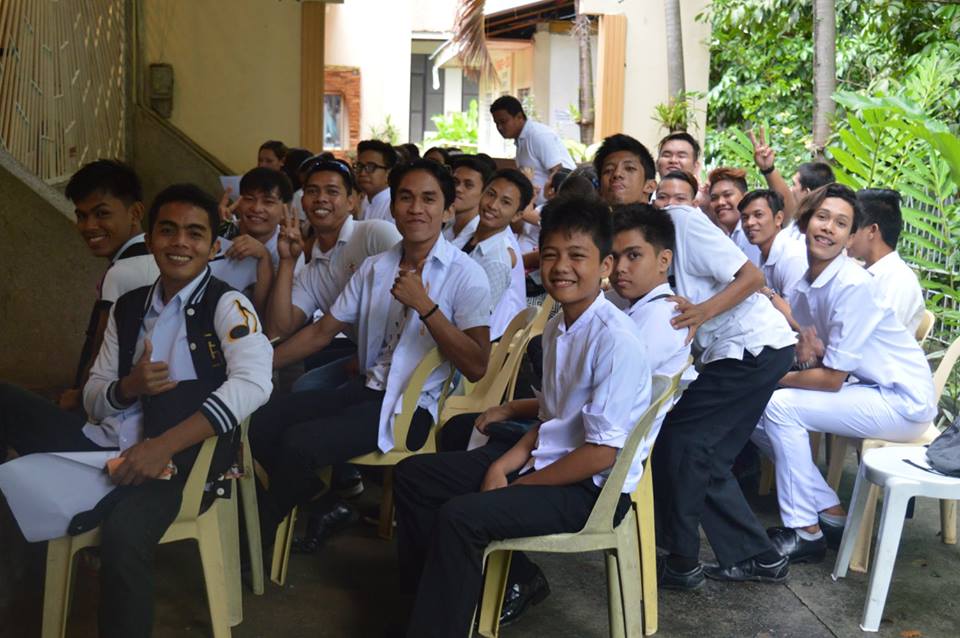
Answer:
[{"left": 452, "top": 0, "right": 498, "bottom": 87}]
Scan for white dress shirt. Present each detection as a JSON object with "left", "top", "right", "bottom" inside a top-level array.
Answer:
[
  {"left": 760, "top": 230, "right": 808, "bottom": 304},
  {"left": 515, "top": 120, "right": 576, "bottom": 205},
  {"left": 867, "top": 251, "right": 925, "bottom": 335},
  {"left": 491, "top": 228, "right": 528, "bottom": 338},
  {"left": 330, "top": 234, "right": 492, "bottom": 452},
  {"left": 730, "top": 220, "right": 762, "bottom": 266},
  {"left": 443, "top": 214, "right": 480, "bottom": 249},
  {"left": 792, "top": 255, "right": 936, "bottom": 423},
  {"left": 291, "top": 216, "right": 401, "bottom": 321},
  {"left": 83, "top": 268, "right": 274, "bottom": 449},
  {"left": 664, "top": 205, "right": 796, "bottom": 364},
  {"left": 534, "top": 293, "right": 652, "bottom": 493},
  {"left": 462, "top": 228, "right": 515, "bottom": 338},
  {"left": 100, "top": 234, "right": 160, "bottom": 303},
  {"left": 360, "top": 188, "right": 393, "bottom": 223}
]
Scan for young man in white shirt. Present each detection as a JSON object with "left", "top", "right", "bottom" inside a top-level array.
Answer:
[
  {"left": 265, "top": 158, "right": 400, "bottom": 392},
  {"left": 752, "top": 184, "right": 937, "bottom": 563},
  {"left": 393, "top": 195, "right": 652, "bottom": 637},
  {"left": 595, "top": 133, "right": 658, "bottom": 207},
  {"left": 652, "top": 200, "right": 797, "bottom": 589},
  {"left": 708, "top": 166, "right": 763, "bottom": 266},
  {"left": 461, "top": 168, "right": 533, "bottom": 340},
  {"left": 210, "top": 167, "right": 302, "bottom": 312},
  {"left": 59, "top": 160, "right": 161, "bottom": 411},
  {"left": 355, "top": 139, "right": 399, "bottom": 222},
  {"left": 249, "top": 160, "right": 493, "bottom": 544},
  {"left": 489, "top": 95, "right": 575, "bottom": 205},
  {"left": 740, "top": 189, "right": 808, "bottom": 327},
  {"left": 0, "top": 184, "right": 273, "bottom": 637},
  {"left": 443, "top": 155, "right": 494, "bottom": 248},
  {"left": 847, "top": 188, "right": 926, "bottom": 335}
]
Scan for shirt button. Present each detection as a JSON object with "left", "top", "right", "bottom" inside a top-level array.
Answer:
[
  {"left": 186, "top": 308, "right": 195, "bottom": 316},
  {"left": 189, "top": 342, "right": 197, "bottom": 351},
  {"left": 216, "top": 487, "right": 225, "bottom": 496}
]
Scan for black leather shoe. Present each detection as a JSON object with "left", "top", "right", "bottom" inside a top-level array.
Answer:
[
  {"left": 818, "top": 519, "right": 844, "bottom": 550},
  {"left": 332, "top": 464, "right": 364, "bottom": 498},
  {"left": 499, "top": 567, "right": 550, "bottom": 626},
  {"left": 657, "top": 558, "right": 705, "bottom": 591},
  {"left": 703, "top": 556, "right": 789, "bottom": 583},
  {"left": 292, "top": 503, "right": 356, "bottom": 554},
  {"left": 767, "top": 526, "right": 827, "bottom": 564}
]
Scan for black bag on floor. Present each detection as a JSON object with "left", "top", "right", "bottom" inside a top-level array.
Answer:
[{"left": 926, "top": 417, "right": 960, "bottom": 476}]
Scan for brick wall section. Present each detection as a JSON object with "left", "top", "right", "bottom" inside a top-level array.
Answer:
[{"left": 324, "top": 65, "right": 361, "bottom": 158}]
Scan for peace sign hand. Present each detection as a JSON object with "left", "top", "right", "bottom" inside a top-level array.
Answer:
[
  {"left": 747, "top": 126, "right": 776, "bottom": 173},
  {"left": 219, "top": 188, "right": 241, "bottom": 223},
  {"left": 277, "top": 205, "right": 303, "bottom": 261}
]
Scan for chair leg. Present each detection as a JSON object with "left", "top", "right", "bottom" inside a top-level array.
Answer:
[
  {"left": 42, "top": 538, "right": 75, "bottom": 638},
  {"left": 636, "top": 482, "right": 658, "bottom": 635},
  {"left": 238, "top": 475, "right": 265, "bottom": 595},
  {"left": 616, "top": 519, "right": 644, "bottom": 638},
  {"left": 197, "top": 515, "right": 233, "bottom": 638},
  {"left": 216, "top": 496, "right": 243, "bottom": 627},
  {"left": 860, "top": 484, "right": 912, "bottom": 632},
  {"left": 940, "top": 499, "right": 957, "bottom": 545},
  {"left": 270, "top": 507, "right": 297, "bottom": 586},
  {"left": 826, "top": 436, "right": 850, "bottom": 492},
  {"left": 477, "top": 551, "right": 512, "bottom": 638},
  {"left": 378, "top": 468, "right": 395, "bottom": 541},
  {"left": 833, "top": 462, "right": 870, "bottom": 580},
  {"left": 851, "top": 484, "right": 881, "bottom": 573},
  {"left": 758, "top": 458, "right": 775, "bottom": 496},
  {"left": 606, "top": 550, "right": 626, "bottom": 638}
]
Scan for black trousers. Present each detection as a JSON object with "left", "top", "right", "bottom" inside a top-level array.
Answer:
[
  {"left": 394, "top": 441, "right": 630, "bottom": 638},
  {"left": 248, "top": 376, "right": 432, "bottom": 539},
  {"left": 652, "top": 345, "right": 795, "bottom": 567},
  {"left": 0, "top": 384, "right": 182, "bottom": 638}
]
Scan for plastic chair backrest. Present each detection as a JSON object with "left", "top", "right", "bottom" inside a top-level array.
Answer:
[
  {"left": 916, "top": 309, "right": 935, "bottom": 343},
  {"left": 934, "top": 334, "right": 960, "bottom": 400},
  {"left": 467, "top": 307, "right": 536, "bottom": 400},
  {"left": 580, "top": 373, "right": 679, "bottom": 535},
  {"left": 172, "top": 426, "right": 222, "bottom": 524},
  {"left": 391, "top": 348, "right": 454, "bottom": 454},
  {"left": 503, "top": 297, "right": 558, "bottom": 401}
]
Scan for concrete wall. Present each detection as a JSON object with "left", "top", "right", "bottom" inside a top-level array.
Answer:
[
  {"left": 141, "top": 0, "right": 302, "bottom": 173},
  {"left": 531, "top": 26, "right": 598, "bottom": 143},
  {"left": 325, "top": 1, "right": 414, "bottom": 142},
  {"left": 0, "top": 152, "right": 102, "bottom": 390},
  {"left": 580, "top": 0, "right": 711, "bottom": 152}
]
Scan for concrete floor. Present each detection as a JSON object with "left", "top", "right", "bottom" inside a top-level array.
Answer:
[{"left": 4, "top": 458, "right": 960, "bottom": 638}]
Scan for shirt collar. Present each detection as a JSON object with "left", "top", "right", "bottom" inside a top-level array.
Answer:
[
  {"left": 372, "top": 188, "right": 391, "bottom": 205},
  {"left": 763, "top": 231, "right": 789, "bottom": 267},
  {"left": 867, "top": 250, "right": 901, "bottom": 275},
  {"left": 516, "top": 119, "right": 530, "bottom": 141},
  {"left": 112, "top": 233, "right": 147, "bottom": 264},
  {"left": 471, "top": 228, "right": 508, "bottom": 255},
  {"left": 805, "top": 253, "right": 846, "bottom": 290},
  {"left": 146, "top": 267, "right": 211, "bottom": 315},
  {"left": 626, "top": 282, "right": 673, "bottom": 316},
  {"left": 556, "top": 291, "right": 606, "bottom": 335},
  {"left": 312, "top": 215, "right": 357, "bottom": 260}
]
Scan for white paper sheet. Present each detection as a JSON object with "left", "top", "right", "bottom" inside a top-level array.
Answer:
[
  {"left": 219, "top": 175, "right": 241, "bottom": 201},
  {"left": 0, "top": 451, "right": 119, "bottom": 542}
]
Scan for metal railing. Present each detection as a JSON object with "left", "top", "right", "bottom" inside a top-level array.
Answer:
[{"left": 0, "top": 0, "right": 126, "bottom": 184}]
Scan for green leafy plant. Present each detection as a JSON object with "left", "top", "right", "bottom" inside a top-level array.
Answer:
[
  {"left": 561, "top": 139, "right": 601, "bottom": 164},
  {"left": 424, "top": 99, "right": 480, "bottom": 153},
  {"left": 652, "top": 91, "right": 703, "bottom": 134},
  {"left": 368, "top": 115, "right": 400, "bottom": 145}
]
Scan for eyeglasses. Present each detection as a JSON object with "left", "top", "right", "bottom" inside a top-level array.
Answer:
[{"left": 353, "top": 161, "right": 389, "bottom": 174}]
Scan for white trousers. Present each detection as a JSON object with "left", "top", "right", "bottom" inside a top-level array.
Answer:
[{"left": 752, "top": 384, "right": 929, "bottom": 528}]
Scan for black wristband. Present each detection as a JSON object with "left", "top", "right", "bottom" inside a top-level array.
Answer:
[
  {"left": 419, "top": 304, "right": 440, "bottom": 322},
  {"left": 760, "top": 165, "right": 776, "bottom": 176}
]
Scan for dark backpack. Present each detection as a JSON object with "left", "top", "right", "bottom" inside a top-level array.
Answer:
[{"left": 926, "top": 418, "right": 960, "bottom": 476}]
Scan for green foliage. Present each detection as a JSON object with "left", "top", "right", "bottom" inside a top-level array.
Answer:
[
  {"left": 562, "top": 139, "right": 601, "bottom": 164},
  {"left": 368, "top": 115, "right": 399, "bottom": 145},
  {"left": 700, "top": 0, "right": 960, "bottom": 173},
  {"left": 652, "top": 91, "right": 704, "bottom": 135},
  {"left": 424, "top": 99, "right": 479, "bottom": 153}
]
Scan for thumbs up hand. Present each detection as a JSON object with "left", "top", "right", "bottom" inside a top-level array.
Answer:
[{"left": 118, "top": 338, "right": 178, "bottom": 403}]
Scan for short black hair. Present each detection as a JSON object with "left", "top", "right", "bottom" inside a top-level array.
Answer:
[
  {"left": 389, "top": 159, "right": 456, "bottom": 209},
  {"left": 558, "top": 165, "right": 599, "bottom": 198},
  {"left": 857, "top": 188, "right": 902, "bottom": 248},
  {"left": 539, "top": 193, "right": 612, "bottom": 258},
  {"left": 612, "top": 204, "right": 676, "bottom": 253},
  {"left": 259, "top": 140, "right": 288, "bottom": 161},
  {"left": 660, "top": 170, "right": 698, "bottom": 198},
  {"left": 489, "top": 95, "right": 525, "bottom": 118},
  {"left": 65, "top": 159, "right": 143, "bottom": 206},
  {"left": 239, "top": 167, "right": 294, "bottom": 203},
  {"left": 797, "top": 183, "right": 862, "bottom": 234},
  {"left": 396, "top": 143, "right": 421, "bottom": 162},
  {"left": 657, "top": 132, "right": 701, "bottom": 161},
  {"left": 450, "top": 155, "right": 495, "bottom": 186},
  {"left": 302, "top": 158, "right": 357, "bottom": 195},
  {"left": 148, "top": 183, "right": 220, "bottom": 245},
  {"left": 593, "top": 134, "right": 656, "bottom": 181},
  {"left": 549, "top": 167, "right": 572, "bottom": 193},
  {"left": 796, "top": 162, "right": 835, "bottom": 191},
  {"left": 423, "top": 146, "right": 451, "bottom": 165},
  {"left": 475, "top": 152, "right": 498, "bottom": 175},
  {"left": 486, "top": 168, "right": 534, "bottom": 212},
  {"left": 737, "top": 188, "right": 784, "bottom": 215},
  {"left": 357, "top": 139, "right": 399, "bottom": 169},
  {"left": 283, "top": 147, "right": 314, "bottom": 189}
]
